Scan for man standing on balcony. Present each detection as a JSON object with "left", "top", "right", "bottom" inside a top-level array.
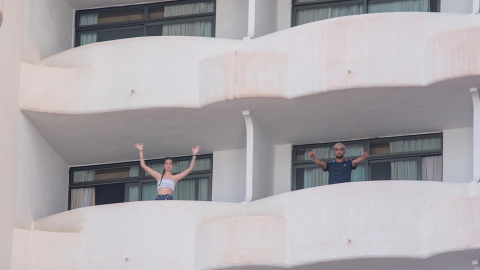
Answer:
[{"left": 308, "top": 143, "right": 368, "bottom": 184}]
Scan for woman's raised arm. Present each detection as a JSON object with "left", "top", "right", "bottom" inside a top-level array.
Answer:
[{"left": 134, "top": 143, "right": 162, "bottom": 181}]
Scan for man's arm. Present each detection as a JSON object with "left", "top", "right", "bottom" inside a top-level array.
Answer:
[
  {"left": 352, "top": 149, "right": 369, "bottom": 167},
  {"left": 308, "top": 149, "right": 327, "bottom": 170}
]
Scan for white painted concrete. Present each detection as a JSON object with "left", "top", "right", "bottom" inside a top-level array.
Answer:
[
  {"left": 22, "top": 0, "right": 73, "bottom": 64},
  {"left": 212, "top": 149, "right": 246, "bottom": 203},
  {"left": 443, "top": 128, "right": 473, "bottom": 183},
  {"left": 10, "top": 182, "right": 480, "bottom": 270},
  {"left": 0, "top": 0, "right": 23, "bottom": 269},
  {"left": 195, "top": 216, "right": 286, "bottom": 269},
  {"left": 441, "top": 0, "right": 473, "bottom": 13},
  {"left": 277, "top": 0, "right": 291, "bottom": 31},
  {"left": 243, "top": 111, "right": 274, "bottom": 201},
  {"left": 471, "top": 88, "right": 480, "bottom": 182},
  {"left": 0, "top": 0, "right": 3, "bottom": 27},
  {"left": 216, "top": 0, "right": 248, "bottom": 39},
  {"left": 274, "top": 144, "right": 292, "bottom": 195},
  {"left": 15, "top": 114, "right": 69, "bottom": 229},
  {"left": 253, "top": 0, "right": 278, "bottom": 38},
  {"left": 21, "top": 13, "right": 480, "bottom": 114}
]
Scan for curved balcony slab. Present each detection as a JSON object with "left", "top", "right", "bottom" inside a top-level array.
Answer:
[
  {"left": 11, "top": 182, "right": 480, "bottom": 270},
  {"left": 20, "top": 13, "right": 480, "bottom": 115}
]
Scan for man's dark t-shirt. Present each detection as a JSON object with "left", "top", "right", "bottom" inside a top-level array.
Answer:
[{"left": 323, "top": 159, "right": 356, "bottom": 184}]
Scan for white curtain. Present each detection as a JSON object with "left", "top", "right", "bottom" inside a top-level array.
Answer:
[
  {"left": 73, "top": 170, "right": 95, "bottom": 183},
  {"left": 128, "top": 184, "right": 140, "bottom": 202},
  {"left": 164, "top": 1, "right": 214, "bottom": 17},
  {"left": 79, "top": 14, "right": 98, "bottom": 46},
  {"left": 368, "top": 0, "right": 429, "bottom": 13},
  {"left": 162, "top": 20, "right": 212, "bottom": 37},
  {"left": 304, "top": 167, "right": 328, "bottom": 188},
  {"left": 351, "top": 163, "right": 366, "bottom": 182},
  {"left": 198, "top": 178, "right": 209, "bottom": 201},
  {"left": 391, "top": 160, "right": 418, "bottom": 180},
  {"left": 422, "top": 156, "right": 442, "bottom": 181},
  {"left": 296, "top": 3, "right": 364, "bottom": 25},
  {"left": 173, "top": 158, "right": 211, "bottom": 173},
  {"left": 129, "top": 165, "right": 139, "bottom": 177},
  {"left": 173, "top": 179, "right": 196, "bottom": 200},
  {"left": 70, "top": 188, "right": 95, "bottom": 209},
  {"left": 142, "top": 182, "right": 157, "bottom": 201},
  {"left": 389, "top": 137, "right": 441, "bottom": 153}
]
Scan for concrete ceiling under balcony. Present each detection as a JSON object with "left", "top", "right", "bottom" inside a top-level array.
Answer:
[{"left": 23, "top": 76, "right": 477, "bottom": 166}]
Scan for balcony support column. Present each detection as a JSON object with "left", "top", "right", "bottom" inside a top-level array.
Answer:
[
  {"left": 242, "top": 111, "right": 274, "bottom": 202},
  {"left": 474, "top": 0, "right": 480, "bottom": 14},
  {"left": 471, "top": 88, "right": 480, "bottom": 183}
]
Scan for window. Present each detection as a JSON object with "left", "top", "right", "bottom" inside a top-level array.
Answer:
[
  {"left": 75, "top": 0, "right": 216, "bottom": 47},
  {"left": 292, "top": 134, "right": 442, "bottom": 190},
  {"left": 69, "top": 155, "right": 213, "bottom": 209},
  {"left": 292, "top": 0, "right": 440, "bottom": 26}
]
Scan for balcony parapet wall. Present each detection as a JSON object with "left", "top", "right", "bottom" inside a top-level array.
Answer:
[
  {"left": 11, "top": 182, "right": 480, "bottom": 269},
  {"left": 20, "top": 13, "right": 480, "bottom": 115}
]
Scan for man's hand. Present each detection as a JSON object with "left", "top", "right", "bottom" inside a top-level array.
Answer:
[
  {"left": 361, "top": 149, "right": 369, "bottom": 159},
  {"left": 308, "top": 149, "right": 316, "bottom": 159}
]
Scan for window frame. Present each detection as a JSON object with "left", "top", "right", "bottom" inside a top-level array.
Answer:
[
  {"left": 291, "top": 0, "right": 441, "bottom": 27},
  {"left": 75, "top": 0, "right": 216, "bottom": 46},
  {"left": 291, "top": 133, "right": 442, "bottom": 190},
  {"left": 68, "top": 154, "right": 213, "bottom": 209}
]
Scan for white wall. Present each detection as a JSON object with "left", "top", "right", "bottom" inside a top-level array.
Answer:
[
  {"left": 274, "top": 144, "right": 292, "bottom": 195},
  {"left": 441, "top": 0, "right": 473, "bottom": 13},
  {"left": 212, "top": 149, "right": 246, "bottom": 203},
  {"left": 22, "top": 0, "right": 73, "bottom": 63},
  {"left": 253, "top": 0, "right": 278, "bottom": 38},
  {"left": 15, "top": 115, "right": 69, "bottom": 229},
  {"left": 0, "top": 0, "right": 24, "bottom": 269},
  {"left": 244, "top": 112, "right": 275, "bottom": 201},
  {"left": 216, "top": 0, "right": 248, "bottom": 39},
  {"left": 277, "top": 0, "right": 291, "bottom": 31},
  {"left": 443, "top": 128, "right": 473, "bottom": 183}
]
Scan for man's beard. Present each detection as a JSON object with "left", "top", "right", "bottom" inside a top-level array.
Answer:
[{"left": 335, "top": 154, "right": 344, "bottom": 159}]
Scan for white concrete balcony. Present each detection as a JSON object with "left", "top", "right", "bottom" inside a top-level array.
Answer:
[
  {"left": 11, "top": 181, "right": 480, "bottom": 270},
  {"left": 18, "top": 12, "right": 480, "bottom": 165},
  {"left": 0, "top": 0, "right": 3, "bottom": 27}
]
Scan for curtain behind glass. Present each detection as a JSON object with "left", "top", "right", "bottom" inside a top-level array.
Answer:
[
  {"left": 368, "top": 0, "right": 429, "bottom": 13},
  {"left": 296, "top": 3, "right": 364, "bottom": 25},
  {"left": 162, "top": 20, "right": 212, "bottom": 37},
  {"left": 164, "top": 1, "right": 214, "bottom": 17},
  {"left": 79, "top": 14, "right": 98, "bottom": 46},
  {"left": 73, "top": 170, "right": 95, "bottom": 183},
  {"left": 173, "top": 159, "right": 211, "bottom": 173},
  {"left": 391, "top": 160, "right": 418, "bottom": 180},
  {"left": 129, "top": 166, "right": 139, "bottom": 177},
  {"left": 304, "top": 167, "right": 328, "bottom": 188},
  {"left": 142, "top": 182, "right": 157, "bottom": 201},
  {"left": 389, "top": 137, "right": 441, "bottom": 153},
  {"left": 71, "top": 188, "right": 95, "bottom": 209},
  {"left": 173, "top": 179, "right": 196, "bottom": 200},
  {"left": 421, "top": 156, "right": 442, "bottom": 181},
  {"left": 128, "top": 185, "right": 140, "bottom": 201},
  {"left": 198, "top": 178, "right": 209, "bottom": 201},
  {"left": 351, "top": 163, "right": 365, "bottom": 182}
]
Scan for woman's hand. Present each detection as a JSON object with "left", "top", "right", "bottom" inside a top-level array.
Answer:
[
  {"left": 134, "top": 143, "right": 144, "bottom": 151},
  {"left": 192, "top": 145, "right": 201, "bottom": 155}
]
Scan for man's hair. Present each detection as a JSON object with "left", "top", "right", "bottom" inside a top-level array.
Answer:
[{"left": 333, "top": 143, "right": 346, "bottom": 150}]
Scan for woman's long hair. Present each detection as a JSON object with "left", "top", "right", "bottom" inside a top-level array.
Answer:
[{"left": 158, "top": 157, "right": 173, "bottom": 187}]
